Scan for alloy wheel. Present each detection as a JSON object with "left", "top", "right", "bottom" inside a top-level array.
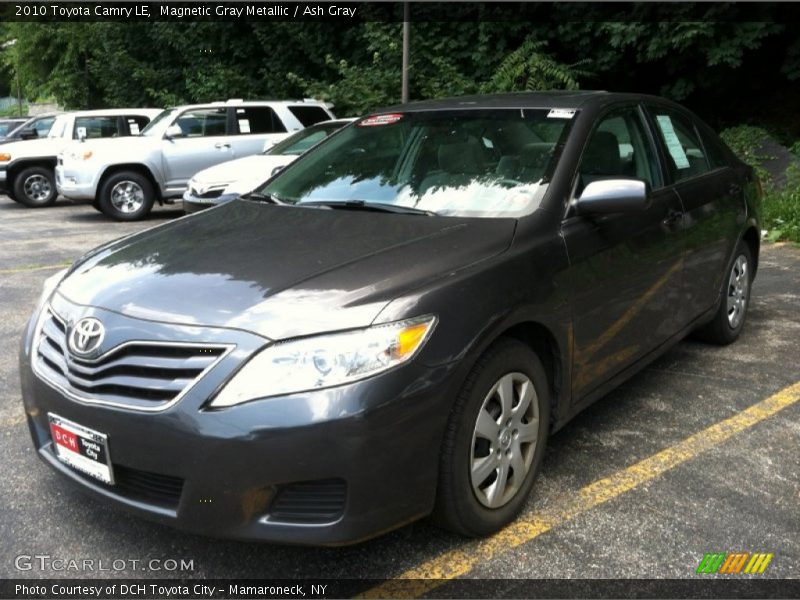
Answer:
[
  {"left": 110, "top": 181, "right": 145, "bottom": 214},
  {"left": 23, "top": 174, "right": 52, "bottom": 203}
]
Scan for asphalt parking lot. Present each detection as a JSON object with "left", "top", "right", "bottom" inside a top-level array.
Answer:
[{"left": 1, "top": 197, "right": 798, "bottom": 589}]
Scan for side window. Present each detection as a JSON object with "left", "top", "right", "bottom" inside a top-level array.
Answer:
[
  {"left": 578, "top": 107, "right": 660, "bottom": 195},
  {"left": 698, "top": 127, "right": 729, "bottom": 170},
  {"left": 235, "top": 107, "right": 286, "bottom": 134},
  {"left": 125, "top": 115, "right": 151, "bottom": 135},
  {"left": 174, "top": 108, "right": 227, "bottom": 137},
  {"left": 30, "top": 117, "right": 55, "bottom": 137},
  {"left": 649, "top": 108, "right": 710, "bottom": 181},
  {"left": 73, "top": 116, "right": 121, "bottom": 139},
  {"left": 288, "top": 105, "right": 331, "bottom": 127}
]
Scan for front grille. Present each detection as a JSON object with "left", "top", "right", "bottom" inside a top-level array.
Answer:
[
  {"left": 269, "top": 479, "right": 347, "bottom": 524},
  {"left": 34, "top": 308, "right": 229, "bottom": 410},
  {"left": 190, "top": 186, "right": 224, "bottom": 199}
]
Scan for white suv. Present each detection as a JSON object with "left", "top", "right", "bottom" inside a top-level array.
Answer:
[
  {"left": 56, "top": 99, "right": 335, "bottom": 220},
  {"left": 0, "top": 108, "right": 160, "bottom": 207}
]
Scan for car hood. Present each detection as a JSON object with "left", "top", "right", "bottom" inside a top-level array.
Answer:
[
  {"left": 57, "top": 200, "right": 516, "bottom": 340},
  {"left": 3, "top": 137, "right": 65, "bottom": 158},
  {"left": 192, "top": 154, "right": 295, "bottom": 188}
]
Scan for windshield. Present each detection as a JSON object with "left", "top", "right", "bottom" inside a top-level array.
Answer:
[
  {"left": 260, "top": 109, "right": 572, "bottom": 218},
  {"left": 139, "top": 108, "right": 176, "bottom": 136},
  {"left": 266, "top": 121, "right": 348, "bottom": 156}
]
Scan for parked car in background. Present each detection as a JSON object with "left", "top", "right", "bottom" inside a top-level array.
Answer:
[
  {"left": 57, "top": 99, "right": 336, "bottom": 221},
  {"left": 0, "top": 118, "right": 27, "bottom": 138},
  {"left": 0, "top": 112, "right": 61, "bottom": 144},
  {"left": 0, "top": 109, "right": 160, "bottom": 207},
  {"left": 183, "top": 118, "right": 354, "bottom": 213},
  {"left": 20, "top": 92, "right": 761, "bottom": 544}
]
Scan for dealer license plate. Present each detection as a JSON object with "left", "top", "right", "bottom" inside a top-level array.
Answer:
[{"left": 48, "top": 413, "right": 114, "bottom": 484}]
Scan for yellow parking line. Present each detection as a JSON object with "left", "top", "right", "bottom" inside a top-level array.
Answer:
[
  {"left": 360, "top": 380, "right": 800, "bottom": 598},
  {"left": 0, "top": 262, "right": 69, "bottom": 275}
]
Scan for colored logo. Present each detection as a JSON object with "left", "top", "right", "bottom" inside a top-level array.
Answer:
[
  {"left": 697, "top": 552, "right": 773, "bottom": 574},
  {"left": 68, "top": 317, "right": 105, "bottom": 356}
]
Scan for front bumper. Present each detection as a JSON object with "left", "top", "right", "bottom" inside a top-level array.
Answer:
[
  {"left": 182, "top": 188, "right": 237, "bottom": 214},
  {"left": 0, "top": 166, "right": 8, "bottom": 193},
  {"left": 55, "top": 164, "right": 98, "bottom": 200},
  {"left": 20, "top": 297, "right": 458, "bottom": 545}
]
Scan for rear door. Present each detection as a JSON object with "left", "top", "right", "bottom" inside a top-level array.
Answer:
[
  {"left": 228, "top": 105, "right": 289, "bottom": 157},
  {"left": 161, "top": 107, "right": 233, "bottom": 192},
  {"left": 562, "top": 104, "right": 685, "bottom": 399},
  {"left": 644, "top": 105, "right": 743, "bottom": 323}
]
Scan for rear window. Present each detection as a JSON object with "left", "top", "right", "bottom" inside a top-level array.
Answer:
[
  {"left": 288, "top": 105, "right": 331, "bottom": 127},
  {"left": 235, "top": 107, "right": 286, "bottom": 134},
  {"left": 74, "top": 116, "right": 120, "bottom": 139},
  {"left": 125, "top": 115, "right": 151, "bottom": 135}
]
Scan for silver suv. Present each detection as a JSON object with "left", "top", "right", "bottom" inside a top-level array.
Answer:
[{"left": 56, "top": 99, "right": 335, "bottom": 220}]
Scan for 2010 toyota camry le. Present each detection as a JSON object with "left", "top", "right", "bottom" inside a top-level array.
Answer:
[{"left": 20, "top": 91, "right": 761, "bottom": 545}]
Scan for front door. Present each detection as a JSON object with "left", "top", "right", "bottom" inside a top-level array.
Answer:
[
  {"left": 562, "top": 105, "right": 685, "bottom": 399},
  {"left": 161, "top": 107, "right": 234, "bottom": 194}
]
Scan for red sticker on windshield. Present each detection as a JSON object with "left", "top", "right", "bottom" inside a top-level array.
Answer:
[{"left": 358, "top": 113, "right": 403, "bottom": 127}]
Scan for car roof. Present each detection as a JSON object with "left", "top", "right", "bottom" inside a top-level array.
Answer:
[
  {"left": 376, "top": 91, "right": 670, "bottom": 113},
  {"left": 170, "top": 99, "right": 330, "bottom": 111},
  {"left": 68, "top": 108, "right": 162, "bottom": 117}
]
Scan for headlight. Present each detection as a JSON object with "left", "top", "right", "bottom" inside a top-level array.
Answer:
[{"left": 209, "top": 315, "right": 437, "bottom": 408}]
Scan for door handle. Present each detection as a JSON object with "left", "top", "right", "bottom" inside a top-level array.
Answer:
[
  {"left": 663, "top": 209, "right": 682, "bottom": 227},
  {"left": 214, "top": 143, "right": 231, "bottom": 149}
]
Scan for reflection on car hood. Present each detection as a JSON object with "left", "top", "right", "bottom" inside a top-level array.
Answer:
[
  {"left": 57, "top": 201, "right": 516, "bottom": 340},
  {"left": 191, "top": 154, "right": 295, "bottom": 187}
]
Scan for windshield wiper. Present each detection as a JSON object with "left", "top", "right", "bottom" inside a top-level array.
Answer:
[
  {"left": 300, "top": 200, "right": 436, "bottom": 216},
  {"left": 239, "top": 191, "right": 285, "bottom": 205}
]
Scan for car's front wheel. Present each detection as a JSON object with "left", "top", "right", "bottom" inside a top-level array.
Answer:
[
  {"left": 694, "top": 240, "right": 754, "bottom": 345},
  {"left": 99, "top": 171, "right": 155, "bottom": 221},
  {"left": 432, "top": 338, "right": 550, "bottom": 537},
  {"left": 13, "top": 166, "right": 57, "bottom": 207}
]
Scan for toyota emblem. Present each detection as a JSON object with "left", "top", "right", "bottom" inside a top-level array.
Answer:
[{"left": 68, "top": 317, "right": 105, "bottom": 356}]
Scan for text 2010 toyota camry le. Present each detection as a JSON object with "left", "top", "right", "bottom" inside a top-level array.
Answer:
[{"left": 20, "top": 92, "right": 761, "bottom": 545}]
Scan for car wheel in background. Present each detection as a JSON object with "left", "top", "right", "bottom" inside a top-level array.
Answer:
[
  {"left": 432, "top": 338, "right": 550, "bottom": 537},
  {"left": 694, "top": 240, "right": 754, "bottom": 345},
  {"left": 13, "top": 166, "right": 57, "bottom": 207},
  {"left": 99, "top": 171, "right": 155, "bottom": 221}
]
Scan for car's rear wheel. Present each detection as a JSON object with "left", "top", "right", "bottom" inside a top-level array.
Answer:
[
  {"left": 694, "top": 240, "right": 753, "bottom": 344},
  {"left": 432, "top": 338, "right": 550, "bottom": 536},
  {"left": 13, "top": 166, "right": 57, "bottom": 207},
  {"left": 99, "top": 171, "right": 154, "bottom": 221}
]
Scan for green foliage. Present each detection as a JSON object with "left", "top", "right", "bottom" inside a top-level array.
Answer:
[
  {"left": 762, "top": 166, "right": 800, "bottom": 243},
  {"left": 719, "top": 125, "right": 776, "bottom": 185},
  {"left": 481, "top": 39, "right": 589, "bottom": 93}
]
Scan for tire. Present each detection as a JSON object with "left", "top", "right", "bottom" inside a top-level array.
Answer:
[
  {"left": 431, "top": 338, "right": 550, "bottom": 537},
  {"left": 91, "top": 198, "right": 103, "bottom": 212},
  {"left": 13, "top": 166, "right": 57, "bottom": 207},
  {"left": 4, "top": 190, "right": 18, "bottom": 202},
  {"left": 694, "top": 240, "right": 753, "bottom": 345},
  {"left": 98, "top": 171, "right": 155, "bottom": 221}
]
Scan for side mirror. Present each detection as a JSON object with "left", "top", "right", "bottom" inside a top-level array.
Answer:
[
  {"left": 19, "top": 129, "right": 38, "bottom": 140},
  {"left": 164, "top": 124, "right": 183, "bottom": 139},
  {"left": 574, "top": 179, "right": 650, "bottom": 214}
]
